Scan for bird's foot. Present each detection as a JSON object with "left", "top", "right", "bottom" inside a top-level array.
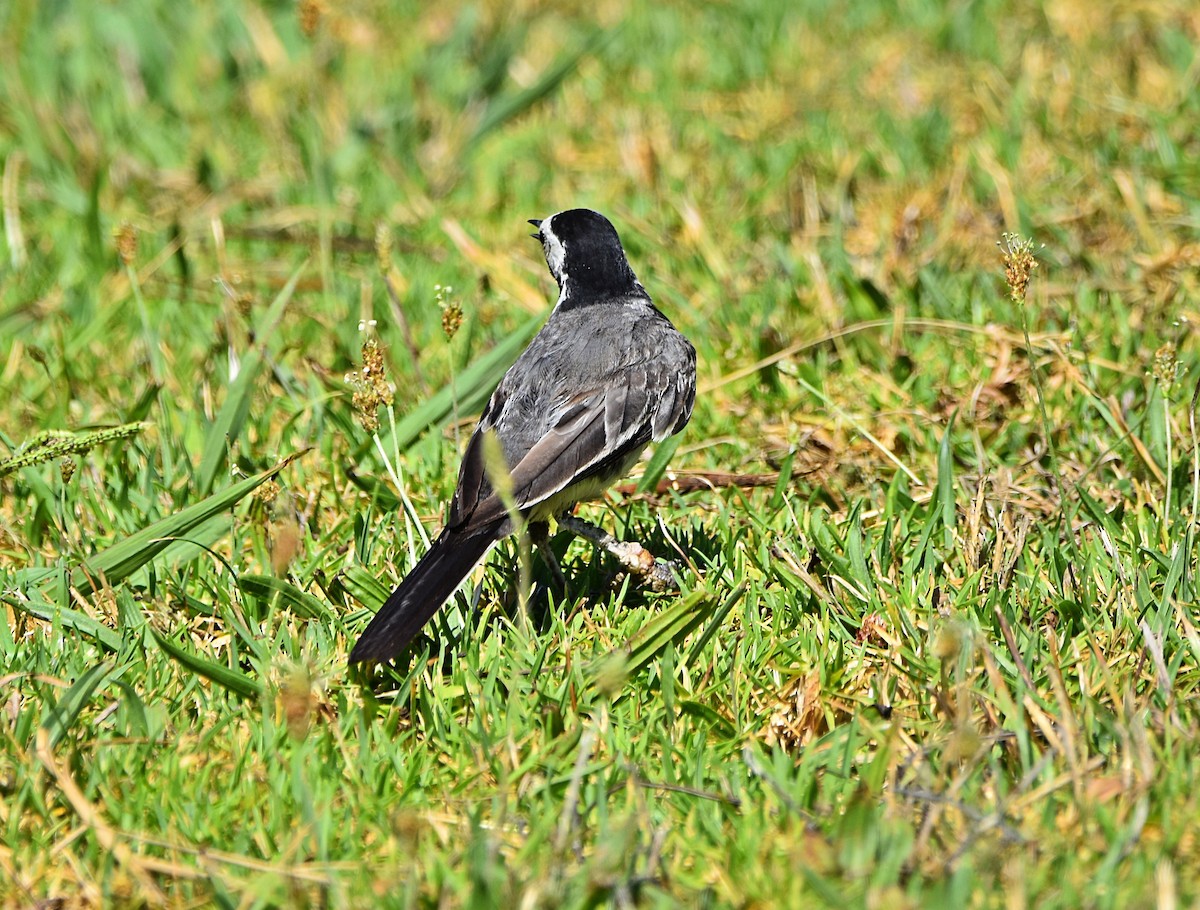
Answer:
[{"left": 557, "top": 514, "right": 682, "bottom": 590}]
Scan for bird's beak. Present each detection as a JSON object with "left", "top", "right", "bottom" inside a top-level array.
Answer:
[{"left": 528, "top": 218, "right": 542, "bottom": 240}]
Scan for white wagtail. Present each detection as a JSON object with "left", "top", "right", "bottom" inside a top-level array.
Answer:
[{"left": 350, "top": 208, "right": 696, "bottom": 664}]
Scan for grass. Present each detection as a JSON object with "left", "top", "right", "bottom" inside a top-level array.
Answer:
[{"left": 2, "top": 0, "right": 1199, "bottom": 906}]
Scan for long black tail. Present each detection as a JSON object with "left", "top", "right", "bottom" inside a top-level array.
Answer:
[{"left": 350, "top": 527, "right": 498, "bottom": 663}]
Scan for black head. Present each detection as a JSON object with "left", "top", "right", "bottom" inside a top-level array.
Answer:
[{"left": 528, "top": 208, "right": 641, "bottom": 305}]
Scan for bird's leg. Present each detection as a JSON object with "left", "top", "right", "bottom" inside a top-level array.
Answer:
[
  {"left": 556, "top": 514, "right": 680, "bottom": 590},
  {"left": 529, "top": 521, "right": 568, "bottom": 591}
]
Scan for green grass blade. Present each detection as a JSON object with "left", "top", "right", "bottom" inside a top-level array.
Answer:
[
  {"left": 769, "top": 450, "right": 795, "bottom": 512},
  {"left": 637, "top": 434, "right": 682, "bottom": 494},
  {"left": 380, "top": 313, "right": 541, "bottom": 454},
  {"left": 9, "top": 567, "right": 61, "bottom": 588},
  {"left": 677, "top": 699, "right": 736, "bottom": 737},
  {"left": 196, "top": 264, "right": 304, "bottom": 494},
  {"left": 1156, "top": 537, "right": 1188, "bottom": 623},
  {"left": 71, "top": 454, "right": 300, "bottom": 596},
  {"left": 937, "top": 414, "right": 957, "bottom": 551},
  {"left": 617, "top": 586, "right": 733, "bottom": 680},
  {"left": 195, "top": 347, "right": 262, "bottom": 494},
  {"left": 238, "top": 574, "right": 331, "bottom": 620},
  {"left": 41, "top": 661, "right": 120, "bottom": 748},
  {"left": 345, "top": 467, "right": 402, "bottom": 512},
  {"left": 6, "top": 596, "right": 124, "bottom": 652},
  {"left": 467, "top": 30, "right": 613, "bottom": 146},
  {"left": 149, "top": 626, "right": 262, "bottom": 699},
  {"left": 340, "top": 564, "right": 392, "bottom": 611},
  {"left": 683, "top": 582, "right": 747, "bottom": 668}
]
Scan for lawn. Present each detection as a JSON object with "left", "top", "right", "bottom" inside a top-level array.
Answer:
[{"left": 2, "top": 0, "right": 1199, "bottom": 906}]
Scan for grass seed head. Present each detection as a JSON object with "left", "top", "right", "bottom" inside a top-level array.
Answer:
[
  {"left": 271, "top": 518, "right": 302, "bottom": 575},
  {"left": 255, "top": 479, "right": 281, "bottom": 505},
  {"left": 348, "top": 328, "right": 393, "bottom": 434},
  {"left": 280, "top": 667, "right": 314, "bottom": 740},
  {"left": 1153, "top": 342, "right": 1179, "bottom": 395},
  {"left": 436, "top": 284, "right": 463, "bottom": 340},
  {"left": 298, "top": 0, "right": 323, "bottom": 37},
  {"left": 234, "top": 291, "right": 255, "bottom": 318},
  {"left": 114, "top": 221, "right": 138, "bottom": 267},
  {"left": 932, "top": 624, "right": 966, "bottom": 661},
  {"left": 857, "top": 612, "right": 888, "bottom": 645},
  {"left": 0, "top": 423, "right": 148, "bottom": 477},
  {"left": 999, "top": 232, "right": 1039, "bottom": 304}
]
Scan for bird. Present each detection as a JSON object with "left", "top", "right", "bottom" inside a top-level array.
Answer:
[{"left": 350, "top": 208, "right": 697, "bottom": 664}]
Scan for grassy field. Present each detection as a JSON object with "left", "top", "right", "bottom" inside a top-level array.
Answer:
[{"left": 3, "top": 0, "right": 1199, "bottom": 906}]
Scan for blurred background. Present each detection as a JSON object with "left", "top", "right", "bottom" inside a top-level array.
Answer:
[{"left": 4, "top": 0, "right": 1196, "bottom": 423}]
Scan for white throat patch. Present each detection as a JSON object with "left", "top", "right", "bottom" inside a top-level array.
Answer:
[{"left": 540, "top": 216, "right": 569, "bottom": 298}]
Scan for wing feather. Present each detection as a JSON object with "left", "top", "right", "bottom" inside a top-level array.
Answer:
[
  {"left": 446, "top": 300, "right": 695, "bottom": 533},
  {"left": 455, "top": 381, "right": 654, "bottom": 529}
]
